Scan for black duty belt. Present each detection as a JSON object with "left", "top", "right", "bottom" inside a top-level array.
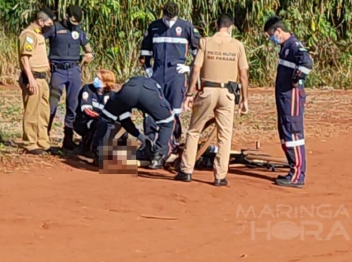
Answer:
[
  {"left": 202, "top": 81, "right": 228, "bottom": 88},
  {"left": 33, "top": 71, "right": 47, "bottom": 79},
  {"left": 52, "top": 62, "right": 79, "bottom": 70}
]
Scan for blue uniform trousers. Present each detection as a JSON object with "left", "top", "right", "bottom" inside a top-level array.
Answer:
[
  {"left": 276, "top": 86, "right": 306, "bottom": 183},
  {"left": 48, "top": 65, "right": 82, "bottom": 132},
  {"left": 144, "top": 68, "right": 185, "bottom": 143}
]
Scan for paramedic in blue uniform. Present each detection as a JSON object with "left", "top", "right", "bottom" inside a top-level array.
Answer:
[
  {"left": 91, "top": 76, "right": 175, "bottom": 169},
  {"left": 44, "top": 5, "right": 94, "bottom": 150},
  {"left": 264, "top": 16, "right": 313, "bottom": 188},
  {"left": 139, "top": 1, "right": 201, "bottom": 145},
  {"left": 74, "top": 69, "right": 127, "bottom": 158}
]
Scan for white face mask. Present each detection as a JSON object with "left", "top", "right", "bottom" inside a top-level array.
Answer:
[{"left": 163, "top": 18, "right": 176, "bottom": 28}]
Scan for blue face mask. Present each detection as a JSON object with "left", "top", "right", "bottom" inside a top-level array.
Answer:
[
  {"left": 93, "top": 77, "right": 103, "bottom": 89},
  {"left": 269, "top": 35, "right": 280, "bottom": 45}
]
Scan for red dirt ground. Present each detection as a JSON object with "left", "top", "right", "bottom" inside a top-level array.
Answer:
[{"left": 1, "top": 86, "right": 352, "bottom": 261}]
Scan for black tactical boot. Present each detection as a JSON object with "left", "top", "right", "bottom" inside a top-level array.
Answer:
[
  {"left": 62, "top": 126, "right": 77, "bottom": 150},
  {"left": 174, "top": 171, "right": 192, "bottom": 182},
  {"left": 214, "top": 178, "right": 228, "bottom": 187}
]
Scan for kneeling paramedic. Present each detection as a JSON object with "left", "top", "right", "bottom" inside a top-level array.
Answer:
[
  {"left": 91, "top": 76, "right": 175, "bottom": 169},
  {"left": 74, "top": 69, "right": 127, "bottom": 158},
  {"left": 264, "top": 16, "right": 313, "bottom": 188}
]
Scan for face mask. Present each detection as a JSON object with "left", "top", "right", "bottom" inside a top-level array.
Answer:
[
  {"left": 42, "top": 25, "right": 52, "bottom": 34},
  {"left": 67, "top": 19, "right": 78, "bottom": 30},
  {"left": 93, "top": 77, "right": 103, "bottom": 89},
  {"left": 163, "top": 18, "right": 176, "bottom": 28},
  {"left": 269, "top": 35, "right": 280, "bottom": 45}
]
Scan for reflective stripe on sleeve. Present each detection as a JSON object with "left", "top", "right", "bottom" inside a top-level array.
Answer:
[
  {"left": 81, "top": 105, "right": 93, "bottom": 111},
  {"left": 140, "top": 50, "right": 153, "bottom": 56},
  {"left": 119, "top": 112, "right": 131, "bottom": 120},
  {"left": 278, "top": 59, "right": 311, "bottom": 75},
  {"left": 102, "top": 109, "right": 118, "bottom": 121}
]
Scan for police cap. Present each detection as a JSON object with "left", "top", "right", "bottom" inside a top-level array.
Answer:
[
  {"left": 67, "top": 5, "right": 83, "bottom": 23},
  {"left": 40, "top": 7, "right": 56, "bottom": 21}
]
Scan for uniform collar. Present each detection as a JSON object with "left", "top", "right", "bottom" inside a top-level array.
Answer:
[
  {"left": 282, "top": 34, "right": 295, "bottom": 48},
  {"left": 30, "top": 22, "right": 42, "bottom": 33}
]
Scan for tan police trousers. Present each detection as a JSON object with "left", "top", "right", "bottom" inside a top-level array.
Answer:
[
  {"left": 180, "top": 87, "right": 235, "bottom": 180},
  {"left": 19, "top": 75, "right": 51, "bottom": 151}
]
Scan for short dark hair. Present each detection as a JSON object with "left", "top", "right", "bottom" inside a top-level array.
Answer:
[
  {"left": 67, "top": 5, "right": 83, "bottom": 23},
  {"left": 264, "top": 15, "right": 289, "bottom": 33},
  {"left": 163, "top": 1, "right": 179, "bottom": 19},
  {"left": 217, "top": 14, "right": 234, "bottom": 28}
]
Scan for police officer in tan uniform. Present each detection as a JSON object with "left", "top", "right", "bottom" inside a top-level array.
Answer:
[
  {"left": 174, "top": 14, "right": 249, "bottom": 186},
  {"left": 18, "top": 8, "right": 56, "bottom": 155}
]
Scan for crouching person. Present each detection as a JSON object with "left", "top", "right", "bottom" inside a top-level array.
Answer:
[
  {"left": 74, "top": 69, "right": 127, "bottom": 159},
  {"left": 91, "top": 76, "right": 175, "bottom": 169}
]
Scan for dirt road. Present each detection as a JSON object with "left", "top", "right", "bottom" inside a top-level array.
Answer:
[{"left": 1, "top": 87, "right": 352, "bottom": 261}]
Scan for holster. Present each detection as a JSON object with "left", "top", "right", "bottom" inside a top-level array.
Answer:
[
  {"left": 202, "top": 81, "right": 241, "bottom": 105},
  {"left": 20, "top": 71, "right": 29, "bottom": 85},
  {"left": 227, "top": 81, "right": 241, "bottom": 105}
]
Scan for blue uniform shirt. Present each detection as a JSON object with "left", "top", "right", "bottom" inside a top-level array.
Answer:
[
  {"left": 75, "top": 84, "right": 113, "bottom": 123},
  {"left": 140, "top": 18, "right": 201, "bottom": 69},
  {"left": 276, "top": 35, "right": 313, "bottom": 91}
]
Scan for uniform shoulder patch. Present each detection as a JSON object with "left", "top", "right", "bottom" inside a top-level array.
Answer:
[
  {"left": 193, "top": 28, "right": 199, "bottom": 33},
  {"left": 25, "top": 44, "right": 33, "bottom": 51},
  {"left": 34, "top": 28, "right": 41, "bottom": 33},
  {"left": 25, "top": 36, "right": 34, "bottom": 44},
  {"left": 82, "top": 91, "right": 89, "bottom": 101}
]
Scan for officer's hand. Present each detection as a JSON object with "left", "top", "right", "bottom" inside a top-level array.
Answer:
[
  {"left": 176, "top": 64, "right": 190, "bottom": 74},
  {"left": 83, "top": 53, "right": 93, "bottom": 64},
  {"left": 238, "top": 99, "right": 249, "bottom": 115},
  {"left": 183, "top": 96, "right": 194, "bottom": 112},
  {"left": 137, "top": 133, "right": 153, "bottom": 151},
  {"left": 28, "top": 77, "right": 39, "bottom": 95},
  {"left": 145, "top": 68, "right": 153, "bottom": 78}
]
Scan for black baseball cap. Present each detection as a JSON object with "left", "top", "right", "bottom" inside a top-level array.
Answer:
[
  {"left": 40, "top": 7, "right": 56, "bottom": 21},
  {"left": 67, "top": 5, "right": 83, "bottom": 23}
]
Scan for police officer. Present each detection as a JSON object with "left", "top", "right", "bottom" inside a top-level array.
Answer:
[
  {"left": 174, "top": 14, "right": 249, "bottom": 186},
  {"left": 91, "top": 76, "right": 175, "bottom": 169},
  {"left": 18, "top": 8, "right": 56, "bottom": 155},
  {"left": 139, "top": 1, "right": 201, "bottom": 146},
  {"left": 74, "top": 69, "right": 127, "bottom": 159},
  {"left": 264, "top": 16, "right": 313, "bottom": 188},
  {"left": 44, "top": 5, "right": 93, "bottom": 150}
]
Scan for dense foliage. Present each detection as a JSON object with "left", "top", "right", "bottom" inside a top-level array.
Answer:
[{"left": 1, "top": 0, "right": 351, "bottom": 88}]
